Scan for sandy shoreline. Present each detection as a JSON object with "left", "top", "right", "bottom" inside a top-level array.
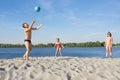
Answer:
[{"left": 0, "top": 57, "right": 120, "bottom": 80}]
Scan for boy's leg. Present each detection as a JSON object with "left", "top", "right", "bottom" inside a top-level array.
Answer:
[
  {"left": 23, "top": 53, "right": 26, "bottom": 60},
  {"left": 109, "top": 47, "right": 112, "bottom": 58},
  {"left": 23, "top": 42, "right": 28, "bottom": 59},
  {"left": 30, "top": 43, "right": 32, "bottom": 51},
  {"left": 28, "top": 43, "right": 32, "bottom": 58},
  {"left": 24, "top": 42, "right": 31, "bottom": 60},
  {"left": 106, "top": 46, "right": 109, "bottom": 58}
]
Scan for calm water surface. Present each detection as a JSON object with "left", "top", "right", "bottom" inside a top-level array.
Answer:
[{"left": 0, "top": 47, "right": 120, "bottom": 59}]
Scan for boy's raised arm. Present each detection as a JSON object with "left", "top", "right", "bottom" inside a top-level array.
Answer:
[
  {"left": 25, "top": 20, "right": 35, "bottom": 32},
  {"left": 32, "top": 24, "right": 44, "bottom": 30}
]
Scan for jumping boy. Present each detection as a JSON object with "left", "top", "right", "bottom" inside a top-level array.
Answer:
[{"left": 22, "top": 20, "right": 43, "bottom": 60}]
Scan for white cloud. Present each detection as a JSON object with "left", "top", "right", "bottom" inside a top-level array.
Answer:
[
  {"left": 88, "top": 12, "right": 120, "bottom": 18},
  {"left": 61, "top": 0, "right": 71, "bottom": 6},
  {"left": 64, "top": 10, "right": 78, "bottom": 21},
  {"left": 39, "top": 0, "right": 54, "bottom": 12}
]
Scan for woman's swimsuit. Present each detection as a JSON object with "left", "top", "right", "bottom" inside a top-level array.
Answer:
[{"left": 56, "top": 43, "right": 61, "bottom": 48}]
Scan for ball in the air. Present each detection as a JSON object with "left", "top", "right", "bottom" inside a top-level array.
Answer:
[{"left": 34, "top": 6, "right": 41, "bottom": 12}]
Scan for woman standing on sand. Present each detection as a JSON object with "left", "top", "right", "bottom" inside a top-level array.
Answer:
[
  {"left": 105, "top": 32, "right": 113, "bottom": 58},
  {"left": 54, "top": 38, "right": 64, "bottom": 57}
]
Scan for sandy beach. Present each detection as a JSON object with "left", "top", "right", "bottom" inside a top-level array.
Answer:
[{"left": 0, "top": 57, "right": 120, "bottom": 80}]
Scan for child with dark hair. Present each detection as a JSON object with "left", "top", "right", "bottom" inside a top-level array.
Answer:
[{"left": 105, "top": 32, "right": 113, "bottom": 58}]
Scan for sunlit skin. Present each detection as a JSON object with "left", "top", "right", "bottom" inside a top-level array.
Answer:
[
  {"left": 23, "top": 20, "right": 44, "bottom": 60},
  {"left": 105, "top": 32, "right": 113, "bottom": 58}
]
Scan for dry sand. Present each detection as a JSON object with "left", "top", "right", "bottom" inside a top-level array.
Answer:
[{"left": 0, "top": 57, "right": 120, "bottom": 80}]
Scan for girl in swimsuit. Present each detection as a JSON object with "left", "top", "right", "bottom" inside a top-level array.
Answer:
[
  {"left": 105, "top": 32, "right": 113, "bottom": 58},
  {"left": 54, "top": 38, "right": 64, "bottom": 57}
]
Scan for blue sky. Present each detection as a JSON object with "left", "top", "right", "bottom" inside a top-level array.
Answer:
[{"left": 0, "top": 0, "right": 120, "bottom": 44}]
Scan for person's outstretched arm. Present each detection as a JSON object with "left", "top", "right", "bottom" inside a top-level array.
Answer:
[
  {"left": 25, "top": 20, "right": 35, "bottom": 32},
  {"left": 32, "top": 24, "right": 44, "bottom": 30},
  {"left": 25, "top": 20, "right": 35, "bottom": 31}
]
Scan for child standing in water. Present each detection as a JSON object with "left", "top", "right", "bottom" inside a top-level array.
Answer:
[
  {"left": 105, "top": 32, "right": 113, "bottom": 58},
  {"left": 22, "top": 20, "right": 44, "bottom": 60},
  {"left": 54, "top": 38, "right": 64, "bottom": 57}
]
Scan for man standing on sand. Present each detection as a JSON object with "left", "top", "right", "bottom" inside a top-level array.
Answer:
[{"left": 22, "top": 20, "right": 44, "bottom": 60}]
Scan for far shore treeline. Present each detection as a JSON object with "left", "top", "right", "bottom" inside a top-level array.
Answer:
[{"left": 0, "top": 41, "right": 120, "bottom": 48}]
